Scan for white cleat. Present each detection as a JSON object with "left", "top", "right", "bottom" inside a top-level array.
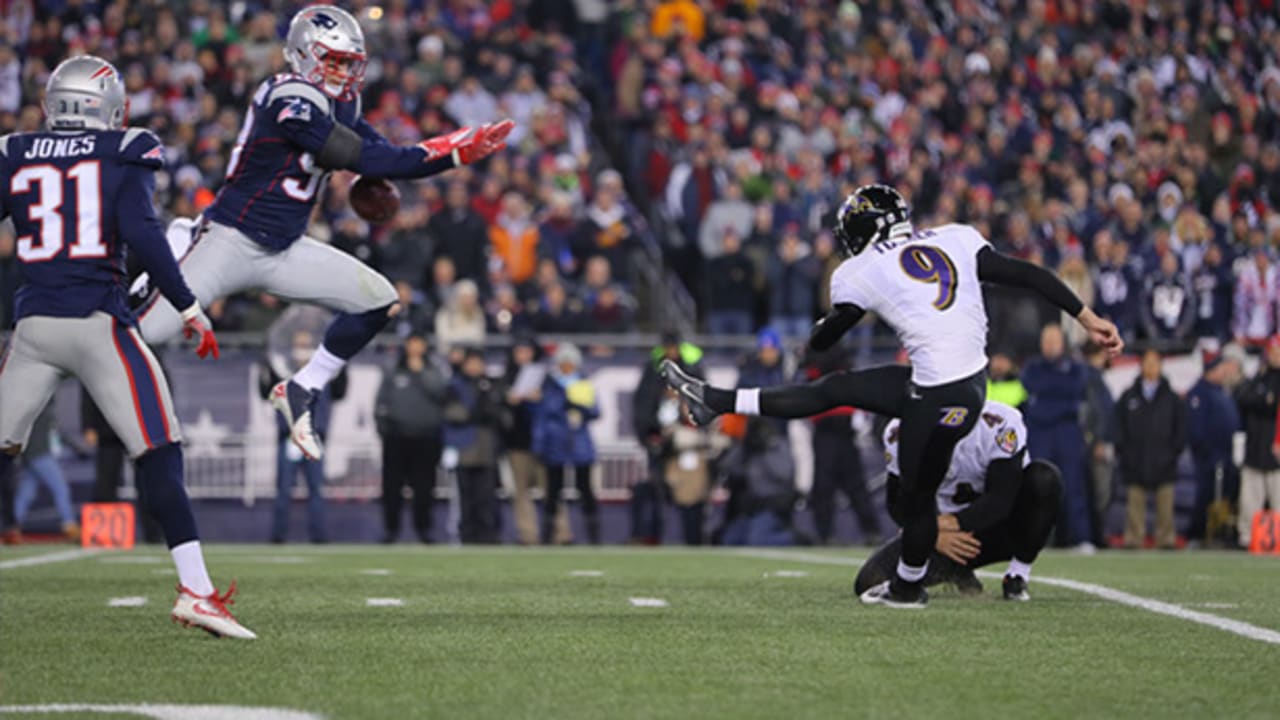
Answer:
[
  {"left": 270, "top": 379, "right": 323, "bottom": 461},
  {"left": 859, "top": 579, "right": 928, "bottom": 609},
  {"left": 171, "top": 582, "right": 257, "bottom": 639}
]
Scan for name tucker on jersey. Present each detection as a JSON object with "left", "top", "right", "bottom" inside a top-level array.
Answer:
[{"left": 23, "top": 135, "right": 96, "bottom": 159}]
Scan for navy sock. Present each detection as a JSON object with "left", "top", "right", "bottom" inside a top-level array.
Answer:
[
  {"left": 135, "top": 443, "right": 198, "bottom": 549},
  {"left": 0, "top": 452, "right": 15, "bottom": 528},
  {"left": 322, "top": 304, "right": 394, "bottom": 360}
]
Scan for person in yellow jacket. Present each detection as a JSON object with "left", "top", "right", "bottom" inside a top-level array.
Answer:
[{"left": 987, "top": 352, "right": 1028, "bottom": 409}]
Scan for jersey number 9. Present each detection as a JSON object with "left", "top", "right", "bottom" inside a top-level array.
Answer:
[{"left": 899, "top": 245, "right": 958, "bottom": 311}]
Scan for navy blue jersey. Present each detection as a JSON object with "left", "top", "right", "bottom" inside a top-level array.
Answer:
[
  {"left": 207, "top": 74, "right": 456, "bottom": 251},
  {"left": 0, "top": 129, "right": 196, "bottom": 326}
]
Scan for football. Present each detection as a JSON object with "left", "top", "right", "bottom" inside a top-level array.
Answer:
[{"left": 349, "top": 176, "right": 400, "bottom": 223}]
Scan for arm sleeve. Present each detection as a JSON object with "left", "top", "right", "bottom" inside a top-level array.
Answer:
[
  {"left": 809, "top": 303, "right": 866, "bottom": 351},
  {"left": 118, "top": 167, "right": 196, "bottom": 313},
  {"left": 955, "top": 453, "right": 1024, "bottom": 532},
  {"left": 272, "top": 97, "right": 457, "bottom": 179},
  {"left": 976, "top": 247, "right": 1085, "bottom": 317}
]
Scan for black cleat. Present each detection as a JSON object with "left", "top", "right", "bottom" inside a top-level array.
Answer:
[
  {"left": 659, "top": 360, "right": 720, "bottom": 427},
  {"left": 953, "top": 568, "right": 984, "bottom": 596},
  {"left": 859, "top": 577, "right": 928, "bottom": 609},
  {"left": 1002, "top": 573, "right": 1030, "bottom": 601}
]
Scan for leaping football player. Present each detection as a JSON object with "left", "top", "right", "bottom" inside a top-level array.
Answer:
[
  {"left": 0, "top": 56, "right": 254, "bottom": 638},
  {"left": 854, "top": 400, "right": 1063, "bottom": 602},
  {"left": 137, "top": 5, "right": 514, "bottom": 461},
  {"left": 663, "top": 184, "right": 1122, "bottom": 608}
]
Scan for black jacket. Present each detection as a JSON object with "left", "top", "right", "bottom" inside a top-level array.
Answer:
[
  {"left": 428, "top": 208, "right": 490, "bottom": 292},
  {"left": 633, "top": 345, "right": 704, "bottom": 452},
  {"left": 705, "top": 251, "right": 756, "bottom": 315},
  {"left": 1115, "top": 376, "right": 1188, "bottom": 489},
  {"left": 374, "top": 354, "right": 449, "bottom": 438},
  {"left": 1235, "top": 367, "right": 1280, "bottom": 471}
]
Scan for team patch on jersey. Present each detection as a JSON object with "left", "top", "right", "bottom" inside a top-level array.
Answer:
[
  {"left": 996, "top": 428, "right": 1019, "bottom": 454},
  {"left": 142, "top": 144, "right": 163, "bottom": 161},
  {"left": 277, "top": 98, "right": 312, "bottom": 124}
]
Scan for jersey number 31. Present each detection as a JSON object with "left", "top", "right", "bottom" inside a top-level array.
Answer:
[
  {"left": 10, "top": 162, "right": 107, "bottom": 263},
  {"left": 899, "top": 245, "right": 958, "bottom": 311}
]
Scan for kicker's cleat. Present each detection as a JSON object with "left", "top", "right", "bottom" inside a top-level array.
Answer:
[
  {"left": 271, "top": 379, "right": 323, "bottom": 460},
  {"left": 859, "top": 578, "right": 928, "bottom": 609},
  {"left": 171, "top": 582, "right": 257, "bottom": 639},
  {"left": 659, "top": 360, "right": 719, "bottom": 427},
  {"left": 953, "top": 568, "right": 984, "bottom": 596},
  {"left": 1002, "top": 574, "right": 1030, "bottom": 601}
]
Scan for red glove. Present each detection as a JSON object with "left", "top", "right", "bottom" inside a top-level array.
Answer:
[
  {"left": 180, "top": 304, "right": 220, "bottom": 360},
  {"left": 418, "top": 119, "right": 515, "bottom": 166}
]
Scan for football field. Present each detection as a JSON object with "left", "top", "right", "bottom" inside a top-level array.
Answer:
[{"left": 1, "top": 545, "right": 1277, "bottom": 719}]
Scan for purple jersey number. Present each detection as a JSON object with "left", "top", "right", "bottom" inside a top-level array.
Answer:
[{"left": 899, "top": 244, "right": 958, "bottom": 311}]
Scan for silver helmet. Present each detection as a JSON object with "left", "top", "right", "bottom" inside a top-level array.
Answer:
[
  {"left": 284, "top": 5, "right": 367, "bottom": 101},
  {"left": 44, "top": 55, "right": 127, "bottom": 130}
]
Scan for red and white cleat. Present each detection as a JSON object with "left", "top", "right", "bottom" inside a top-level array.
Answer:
[
  {"left": 270, "top": 379, "right": 323, "bottom": 461},
  {"left": 171, "top": 582, "right": 257, "bottom": 639}
]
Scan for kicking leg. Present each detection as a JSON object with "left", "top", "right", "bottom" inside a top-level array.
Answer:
[
  {"left": 263, "top": 237, "right": 398, "bottom": 459},
  {"left": 662, "top": 362, "right": 912, "bottom": 426}
]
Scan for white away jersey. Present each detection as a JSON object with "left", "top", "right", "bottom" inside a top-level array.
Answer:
[
  {"left": 830, "top": 223, "right": 990, "bottom": 386},
  {"left": 883, "top": 400, "right": 1030, "bottom": 513}
]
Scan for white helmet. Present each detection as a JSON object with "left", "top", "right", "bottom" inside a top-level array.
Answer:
[
  {"left": 284, "top": 5, "right": 367, "bottom": 101},
  {"left": 44, "top": 55, "right": 127, "bottom": 130}
]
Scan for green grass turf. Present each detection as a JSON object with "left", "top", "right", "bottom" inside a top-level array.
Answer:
[{"left": 2, "top": 545, "right": 1278, "bottom": 720}]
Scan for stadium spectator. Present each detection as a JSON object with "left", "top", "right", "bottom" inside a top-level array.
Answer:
[
  {"left": 1140, "top": 253, "right": 1196, "bottom": 350},
  {"left": 802, "top": 346, "right": 882, "bottom": 546},
  {"left": 1092, "top": 234, "right": 1140, "bottom": 345},
  {"left": 1191, "top": 242, "right": 1236, "bottom": 346},
  {"left": 375, "top": 334, "right": 448, "bottom": 544},
  {"left": 532, "top": 343, "right": 600, "bottom": 545},
  {"left": 259, "top": 330, "right": 346, "bottom": 544},
  {"left": 1082, "top": 342, "right": 1118, "bottom": 547},
  {"left": 576, "top": 182, "right": 636, "bottom": 283},
  {"left": 489, "top": 192, "right": 540, "bottom": 287},
  {"left": 704, "top": 227, "right": 756, "bottom": 335},
  {"left": 767, "top": 226, "right": 821, "bottom": 337},
  {"left": 1233, "top": 250, "right": 1279, "bottom": 347},
  {"left": 530, "top": 281, "right": 585, "bottom": 334},
  {"left": 1187, "top": 355, "right": 1242, "bottom": 546},
  {"left": 1057, "top": 245, "right": 1095, "bottom": 350},
  {"left": 538, "top": 192, "right": 580, "bottom": 278},
  {"left": 12, "top": 406, "right": 77, "bottom": 541},
  {"left": 1116, "top": 350, "right": 1188, "bottom": 550},
  {"left": 388, "top": 281, "right": 435, "bottom": 340},
  {"left": 718, "top": 417, "right": 798, "bottom": 547},
  {"left": 443, "top": 347, "right": 503, "bottom": 545},
  {"left": 81, "top": 389, "right": 127, "bottom": 504},
  {"left": 631, "top": 332, "right": 703, "bottom": 544},
  {"left": 698, "top": 182, "right": 752, "bottom": 263},
  {"left": 429, "top": 182, "right": 490, "bottom": 294},
  {"left": 1022, "top": 325, "right": 1093, "bottom": 551},
  {"left": 1238, "top": 337, "right": 1280, "bottom": 549},
  {"left": 435, "top": 279, "right": 486, "bottom": 351},
  {"left": 500, "top": 334, "right": 569, "bottom": 545},
  {"left": 986, "top": 352, "right": 1028, "bottom": 410},
  {"left": 660, "top": 386, "right": 712, "bottom": 546}
]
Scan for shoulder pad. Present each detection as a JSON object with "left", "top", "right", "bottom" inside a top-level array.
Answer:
[
  {"left": 267, "top": 80, "right": 332, "bottom": 117},
  {"left": 117, "top": 128, "right": 165, "bottom": 168}
]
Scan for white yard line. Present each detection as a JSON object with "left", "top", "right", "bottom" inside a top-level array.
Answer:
[
  {"left": 629, "top": 597, "right": 669, "bottom": 608},
  {"left": 0, "top": 703, "right": 323, "bottom": 719},
  {"left": 733, "top": 549, "right": 1280, "bottom": 646},
  {"left": 365, "top": 598, "right": 404, "bottom": 607},
  {"left": 0, "top": 548, "right": 100, "bottom": 571},
  {"left": 107, "top": 596, "right": 149, "bottom": 607}
]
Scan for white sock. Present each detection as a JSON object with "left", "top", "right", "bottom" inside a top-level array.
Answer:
[
  {"left": 896, "top": 558, "right": 928, "bottom": 583},
  {"left": 171, "top": 540, "right": 214, "bottom": 596},
  {"left": 1007, "top": 558, "right": 1033, "bottom": 582},
  {"left": 292, "top": 345, "right": 346, "bottom": 392},
  {"left": 734, "top": 388, "right": 761, "bottom": 415}
]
